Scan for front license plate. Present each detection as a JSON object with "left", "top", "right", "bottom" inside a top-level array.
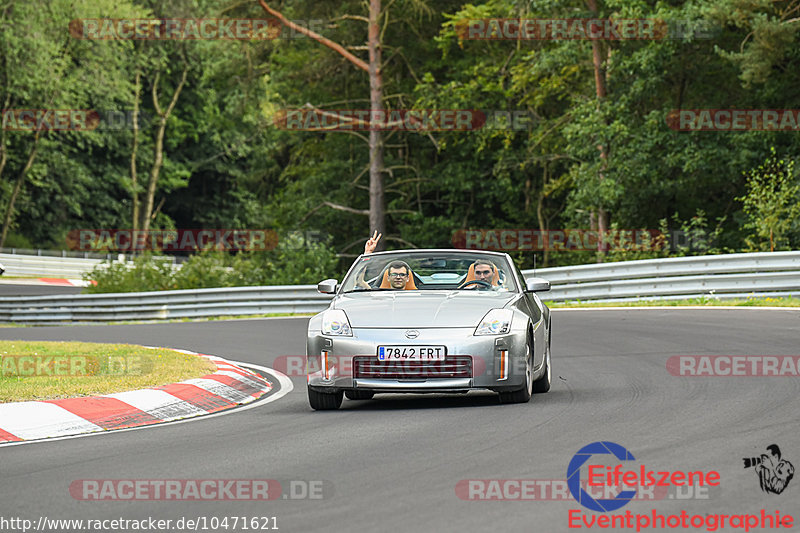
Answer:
[{"left": 377, "top": 345, "right": 446, "bottom": 361}]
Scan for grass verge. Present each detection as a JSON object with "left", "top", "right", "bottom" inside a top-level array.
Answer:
[
  {"left": 0, "top": 313, "right": 315, "bottom": 328},
  {"left": 0, "top": 340, "right": 217, "bottom": 403},
  {"left": 546, "top": 296, "right": 800, "bottom": 308}
]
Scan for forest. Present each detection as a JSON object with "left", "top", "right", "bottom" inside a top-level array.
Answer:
[{"left": 2, "top": 0, "right": 799, "bottom": 289}]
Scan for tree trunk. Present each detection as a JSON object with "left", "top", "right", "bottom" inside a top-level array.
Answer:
[
  {"left": 0, "top": 95, "right": 10, "bottom": 181},
  {"left": 258, "top": 1, "right": 384, "bottom": 244},
  {"left": 0, "top": 132, "right": 7, "bottom": 182},
  {"left": 0, "top": 131, "right": 40, "bottom": 247},
  {"left": 140, "top": 65, "right": 188, "bottom": 233},
  {"left": 587, "top": 0, "right": 609, "bottom": 262},
  {"left": 537, "top": 164, "right": 549, "bottom": 267},
  {"left": 367, "top": 0, "right": 385, "bottom": 248},
  {"left": 131, "top": 69, "right": 141, "bottom": 234}
]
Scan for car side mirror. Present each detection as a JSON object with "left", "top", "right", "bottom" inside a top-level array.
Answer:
[
  {"left": 525, "top": 278, "right": 550, "bottom": 292},
  {"left": 317, "top": 279, "right": 338, "bottom": 294}
]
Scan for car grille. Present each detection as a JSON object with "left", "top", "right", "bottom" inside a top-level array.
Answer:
[{"left": 353, "top": 356, "right": 473, "bottom": 379}]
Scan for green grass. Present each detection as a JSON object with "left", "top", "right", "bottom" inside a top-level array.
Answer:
[
  {"left": 0, "top": 340, "right": 217, "bottom": 402},
  {"left": 546, "top": 296, "right": 800, "bottom": 308}
]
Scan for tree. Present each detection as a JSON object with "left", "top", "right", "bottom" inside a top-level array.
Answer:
[
  {"left": 737, "top": 147, "right": 800, "bottom": 252},
  {"left": 258, "top": 0, "right": 387, "bottom": 248},
  {"left": 709, "top": 0, "right": 800, "bottom": 87},
  {"left": 0, "top": 0, "right": 143, "bottom": 247}
]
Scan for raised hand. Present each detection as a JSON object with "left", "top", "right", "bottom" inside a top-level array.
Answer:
[{"left": 364, "top": 230, "right": 382, "bottom": 254}]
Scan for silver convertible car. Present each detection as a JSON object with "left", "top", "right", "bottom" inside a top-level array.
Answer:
[{"left": 306, "top": 249, "right": 552, "bottom": 410}]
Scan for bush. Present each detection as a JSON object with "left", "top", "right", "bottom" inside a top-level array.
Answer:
[
  {"left": 84, "top": 255, "right": 178, "bottom": 293},
  {"left": 83, "top": 234, "right": 341, "bottom": 293},
  {"left": 3, "top": 232, "right": 34, "bottom": 249}
]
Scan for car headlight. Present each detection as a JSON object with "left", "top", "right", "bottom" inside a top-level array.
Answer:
[
  {"left": 474, "top": 309, "right": 513, "bottom": 335},
  {"left": 321, "top": 309, "right": 353, "bottom": 336}
]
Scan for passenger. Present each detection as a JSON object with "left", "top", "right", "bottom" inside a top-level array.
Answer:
[
  {"left": 356, "top": 232, "right": 417, "bottom": 290},
  {"left": 384, "top": 261, "right": 412, "bottom": 289}
]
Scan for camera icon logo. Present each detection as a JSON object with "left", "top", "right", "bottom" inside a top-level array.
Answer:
[{"left": 743, "top": 444, "right": 794, "bottom": 495}]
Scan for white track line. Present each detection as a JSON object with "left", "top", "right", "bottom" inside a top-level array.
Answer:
[{"left": 0, "top": 360, "right": 293, "bottom": 448}]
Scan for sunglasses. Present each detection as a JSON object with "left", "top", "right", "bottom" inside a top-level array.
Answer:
[{"left": 475, "top": 270, "right": 492, "bottom": 276}]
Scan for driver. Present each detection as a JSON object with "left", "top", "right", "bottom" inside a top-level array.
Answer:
[
  {"left": 462, "top": 259, "right": 500, "bottom": 289},
  {"left": 472, "top": 260, "right": 497, "bottom": 285}
]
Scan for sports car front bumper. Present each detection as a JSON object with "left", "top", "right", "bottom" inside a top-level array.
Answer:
[{"left": 306, "top": 327, "right": 528, "bottom": 393}]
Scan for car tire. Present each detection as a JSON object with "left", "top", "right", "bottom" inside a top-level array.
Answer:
[
  {"left": 499, "top": 338, "right": 533, "bottom": 404},
  {"left": 533, "top": 332, "right": 551, "bottom": 393},
  {"left": 308, "top": 388, "right": 343, "bottom": 410},
  {"left": 345, "top": 390, "right": 374, "bottom": 400}
]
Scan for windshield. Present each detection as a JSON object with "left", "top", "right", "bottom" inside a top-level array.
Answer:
[{"left": 340, "top": 252, "right": 517, "bottom": 293}]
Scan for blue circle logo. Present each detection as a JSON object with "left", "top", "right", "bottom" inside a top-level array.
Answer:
[{"left": 567, "top": 441, "right": 637, "bottom": 512}]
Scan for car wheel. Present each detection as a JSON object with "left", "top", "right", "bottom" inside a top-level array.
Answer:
[
  {"left": 499, "top": 338, "right": 533, "bottom": 404},
  {"left": 533, "top": 333, "right": 551, "bottom": 393},
  {"left": 345, "top": 390, "right": 375, "bottom": 400},
  {"left": 308, "top": 388, "right": 343, "bottom": 410}
]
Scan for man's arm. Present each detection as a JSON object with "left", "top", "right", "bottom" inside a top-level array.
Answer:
[
  {"left": 356, "top": 267, "right": 371, "bottom": 289},
  {"left": 354, "top": 231, "right": 382, "bottom": 289}
]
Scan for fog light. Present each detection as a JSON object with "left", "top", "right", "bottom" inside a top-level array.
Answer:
[{"left": 498, "top": 349, "right": 508, "bottom": 380}]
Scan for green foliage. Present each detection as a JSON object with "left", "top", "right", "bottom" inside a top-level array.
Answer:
[
  {"left": 7, "top": 0, "right": 800, "bottom": 276},
  {"left": 2, "top": 232, "right": 34, "bottom": 249},
  {"left": 736, "top": 148, "right": 800, "bottom": 251},
  {"left": 84, "top": 255, "right": 178, "bottom": 293},
  {"left": 84, "top": 235, "right": 340, "bottom": 293},
  {"left": 708, "top": 0, "right": 800, "bottom": 87},
  {"left": 228, "top": 233, "right": 341, "bottom": 286},
  {"left": 665, "top": 210, "right": 728, "bottom": 256}
]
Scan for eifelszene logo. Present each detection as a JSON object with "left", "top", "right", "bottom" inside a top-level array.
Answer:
[
  {"left": 567, "top": 441, "right": 638, "bottom": 512},
  {"left": 566, "top": 441, "right": 796, "bottom": 531},
  {"left": 743, "top": 445, "right": 794, "bottom": 495},
  {"left": 566, "top": 441, "right": 721, "bottom": 512}
]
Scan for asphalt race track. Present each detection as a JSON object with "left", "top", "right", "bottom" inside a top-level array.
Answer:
[{"left": 1, "top": 309, "right": 799, "bottom": 532}]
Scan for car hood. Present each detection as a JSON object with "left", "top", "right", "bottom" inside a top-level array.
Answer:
[{"left": 333, "top": 291, "right": 517, "bottom": 328}]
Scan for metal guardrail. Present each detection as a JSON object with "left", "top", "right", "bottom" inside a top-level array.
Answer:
[
  {"left": 0, "top": 251, "right": 798, "bottom": 323},
  {"left": 0, "top": 286, "right": 331, "bottom": 323},
  {"left": 0, "top": 253, "right": 113, "bottom": 278},
  {"left": 0, "top": 252, "right": 177, "bottom": 278},
  {"left": 522, "top": 251, "right": 800, "bottom": 302},
  {"left": 0, "top": 248, "right": 121, "bottom": 259}
]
